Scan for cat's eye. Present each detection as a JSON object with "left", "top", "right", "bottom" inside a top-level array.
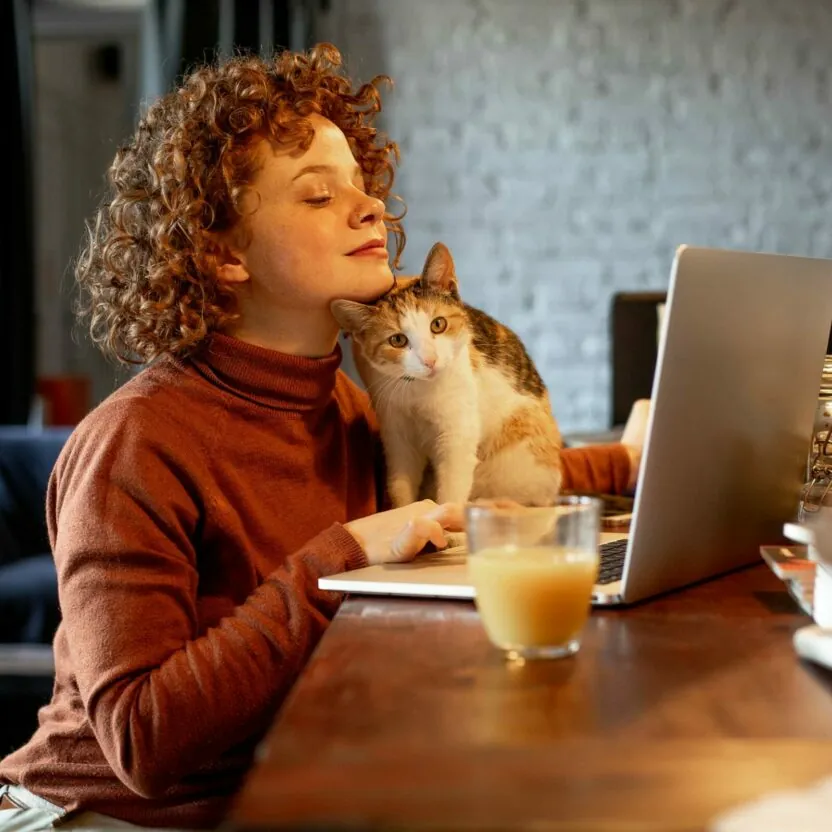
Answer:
[
  {"left": 430, "top": 317, "right": 448, "bottom": 334},
  {"left": 388, "top": 333, "right": 408, "bottom": 348}
]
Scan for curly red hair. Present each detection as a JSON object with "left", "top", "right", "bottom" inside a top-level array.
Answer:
[{"left": 75, "top": 43, "right": 405, "bottom": 364}]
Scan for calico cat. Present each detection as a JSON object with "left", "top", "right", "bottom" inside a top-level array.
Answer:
[{"left": 332, "top": 242, "right": 563, "bottom": 508}]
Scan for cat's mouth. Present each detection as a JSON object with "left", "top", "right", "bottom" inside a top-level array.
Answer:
[{"left": 402, "top": 371, "right": 438, "bottom": 382}]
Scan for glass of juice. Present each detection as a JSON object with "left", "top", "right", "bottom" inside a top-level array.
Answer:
[{"left": 465, "top": 497, "right": 601, "bottom": 660}]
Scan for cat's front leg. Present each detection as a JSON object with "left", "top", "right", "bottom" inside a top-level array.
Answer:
[
  {"left": 384, "top": 432, "right": 427, "bottom": 508},
  {"left": 432, "top": 433, "right": 480, "bottom": 506}
]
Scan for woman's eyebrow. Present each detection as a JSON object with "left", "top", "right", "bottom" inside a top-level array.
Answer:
[{"left": 292, "top": 163, "right": 362, "bottom": 182}]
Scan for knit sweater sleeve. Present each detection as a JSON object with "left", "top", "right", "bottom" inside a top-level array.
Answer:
[
  {"left": 48, "top": 401, "right": 366, "bottom": 800},
  {"left": 560, "top": 444, "right": 632, "bottom": 495}
]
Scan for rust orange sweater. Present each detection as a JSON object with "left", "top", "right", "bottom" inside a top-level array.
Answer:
[{"left": 0, "top": 334, "right": 630, "bottom": 828}]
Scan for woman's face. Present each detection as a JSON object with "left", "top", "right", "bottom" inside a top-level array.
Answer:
[{"left": 225, "top": 113, "right": 395, "bottom": 317}]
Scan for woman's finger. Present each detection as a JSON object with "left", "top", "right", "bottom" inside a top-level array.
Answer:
[
  {"left": 390, "top": 517, "right": 447, "bottom": 562},
  {"left": 426, "top": 502, "right": 465, "bottom": 532},
  {"left": 407, "top": 516, "right": 447, "bottom": 553}
]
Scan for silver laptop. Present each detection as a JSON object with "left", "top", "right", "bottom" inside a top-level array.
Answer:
[{"left": 320, "top": 245, "right": 832, "bottom": 605}]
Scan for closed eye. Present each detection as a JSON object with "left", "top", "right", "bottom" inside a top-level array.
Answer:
[{"left": 305, "top": 196, "right": 332, "bottom": 206}]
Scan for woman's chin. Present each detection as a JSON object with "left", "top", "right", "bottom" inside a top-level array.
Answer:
[{"left": 350, "top": 267, "right": 396, "bottom": 303}]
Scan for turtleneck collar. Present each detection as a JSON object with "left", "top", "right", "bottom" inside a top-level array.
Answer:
[{"left": 188, "top": 333, "right": 342, "bottom": 412}]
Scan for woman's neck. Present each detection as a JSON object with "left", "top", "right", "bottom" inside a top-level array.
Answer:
[{"left": 226, "top": 307, "right": 341, "bottom": 357}]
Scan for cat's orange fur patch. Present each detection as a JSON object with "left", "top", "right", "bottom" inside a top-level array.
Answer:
[{"left": 481, "top": 405, "right": 562, "bottom": 468}]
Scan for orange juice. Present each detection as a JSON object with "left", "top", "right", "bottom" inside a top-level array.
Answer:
[{"left": 468, "top": 546, "right": 597, "bottom": 650}]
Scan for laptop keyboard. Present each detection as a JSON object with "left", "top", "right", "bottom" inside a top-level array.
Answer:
[{"left": 597, "top": 538, "right": 628, "bottom": 585}]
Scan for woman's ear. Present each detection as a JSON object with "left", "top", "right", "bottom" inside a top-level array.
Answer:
[
  {"left": 216, "top": 254, "right": 250, "bottom": 284},
  {"left": 208, "top": 233, "right": 251, "bottom": 284}
]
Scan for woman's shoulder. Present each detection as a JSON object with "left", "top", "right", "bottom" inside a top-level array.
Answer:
[
  {"left": 59, "top": 359, "right": 210, "bottom": 471},
  {"left": 87, "top": 356, "right": 195, "bottom": 420}
]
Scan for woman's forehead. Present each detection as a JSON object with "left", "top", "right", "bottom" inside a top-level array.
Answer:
[{"left": 253, "top": 116, "right": 356, "bottom": 185}]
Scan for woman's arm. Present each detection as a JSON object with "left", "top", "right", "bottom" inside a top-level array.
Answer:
[
  {"left": 50, "top": 402, "right": 365, "bottom": 800},
  {"left": 561, "top": 444, "right": 633, "bottom": 495},
  {"left": 561, "top": 400, "right": 650, "bottom": 496}
]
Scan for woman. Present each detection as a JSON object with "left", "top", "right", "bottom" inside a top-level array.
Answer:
[{"left": 0, "top": 44, "right": 638, "bottom": 830}]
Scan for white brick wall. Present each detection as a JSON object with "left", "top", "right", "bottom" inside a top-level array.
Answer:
[{"left": 321, "top": 0, "right": 832, "bottom": 431}]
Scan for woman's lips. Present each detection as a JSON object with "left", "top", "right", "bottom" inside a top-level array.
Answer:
[
  {"left": 348, "top": 247, "right": 388, "bottom": 257},
  {"left": 347, "top": 239, "right": 387, "bottom": 256}
]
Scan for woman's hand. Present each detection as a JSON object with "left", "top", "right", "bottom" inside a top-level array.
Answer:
[
  {"left": 621, "top": 399, "right": 651, "bottom": 493},
  {"left": 344, "top": 500, "right": 464, "bottom": 565}
]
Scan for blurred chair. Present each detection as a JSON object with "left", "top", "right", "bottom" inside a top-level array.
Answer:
[
  {"left": 0, "top": 426, "right": 71, "bottom": 754},
  {"left": 35, "top": 375, "right": 91, "bottom": 427},
  {"left": 610, "top": 291, "right": 667, "bottom": 429}
]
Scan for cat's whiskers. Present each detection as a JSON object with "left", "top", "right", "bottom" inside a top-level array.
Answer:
[
  {"left": 388, "top": 376, "right": 414, "bottom": 408},
  {"left": 369, "top": 373, "right": 410, "bottom": 411},
  {"left": 368, "top": 374, "right": 397, "bottom": 405}
]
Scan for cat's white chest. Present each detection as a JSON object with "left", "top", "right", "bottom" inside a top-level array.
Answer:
[
  {"left": 409, "top": 362, "right": 480, "bottom": 443},
  {"left": 371, "top": 355, "right": 529, "bottom": 449}
]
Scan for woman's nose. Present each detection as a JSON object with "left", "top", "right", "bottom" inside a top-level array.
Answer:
[{"left": 350, "top": 193, "right": 385, "bottom": 227}]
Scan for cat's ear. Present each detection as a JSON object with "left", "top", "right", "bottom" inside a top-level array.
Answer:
[
  {"left": 420, "top": 242, "right": 459, "bottom": 297},
  {"left": 330, "top": 299, "right": 379, "bottom": 334}
]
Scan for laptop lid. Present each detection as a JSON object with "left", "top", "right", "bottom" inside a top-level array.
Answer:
[{"left": 619, "top": 245, "right": 832, "bottom": 604}]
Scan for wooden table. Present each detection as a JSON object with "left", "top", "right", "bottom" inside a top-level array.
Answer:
[{"left": 229, "top": 565, "right": 832, "bottom": 831}]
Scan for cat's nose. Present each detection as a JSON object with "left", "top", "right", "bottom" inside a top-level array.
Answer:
[{"left": 423, "top": 357, "right": 436, "bottom": 370}]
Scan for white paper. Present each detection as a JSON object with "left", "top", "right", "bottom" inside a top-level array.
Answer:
[{"left": 710, "top": 775, "right": 832, "bottom": 832}]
